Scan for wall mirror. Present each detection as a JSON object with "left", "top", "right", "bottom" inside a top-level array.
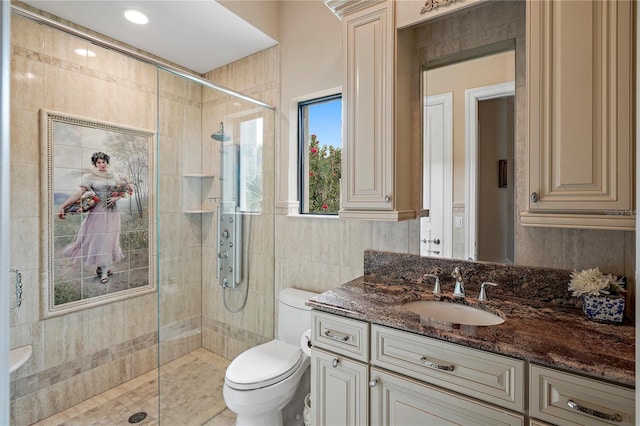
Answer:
[
  {"left": 40, "top": 110, "right": 156, "bottom": 318},
  {"left": 416, "top": 0, "right": 524, "bottom": 264}
]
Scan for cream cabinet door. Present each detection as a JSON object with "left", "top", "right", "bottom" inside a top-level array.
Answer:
[
  {"left": 311, "top": 347, "right": 368, "bottom": 426},
  {"left": 341, "top": 0, "right": 394, "bottom": 215},
  {"left": 340, "top": 0, "right": 417, "bottom": 221},
  {"left": 524, "top": 0, "right": 634, "bottom": 230},
  {"left": 370, "top": 367, "right": 524, "bottom": 425}
]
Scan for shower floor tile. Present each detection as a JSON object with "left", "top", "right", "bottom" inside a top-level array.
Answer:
[{"left": 33, "top": 348, "right": 236, "bottom": 426}]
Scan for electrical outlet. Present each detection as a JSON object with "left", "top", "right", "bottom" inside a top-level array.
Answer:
[{"left": 455, "top": 217, "right": 463, "bottom": 228}]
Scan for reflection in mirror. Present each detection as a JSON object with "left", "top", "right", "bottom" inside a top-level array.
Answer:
[
  {"left": 41, "top": 110, "right": 157, "bottom": 318},
  {"left": 421, "top": 45, "right": 515, "bottom": 263}
]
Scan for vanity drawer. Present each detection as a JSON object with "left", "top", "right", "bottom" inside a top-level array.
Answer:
[
  {"left": 530, "top": 364, "right": 635, "bottom": 426},
  {"left": 371, "top": 325, "right": 525, "bottom": 413},
  {"left": 311, "top": 311, "right": 369, "bottom": 362}
]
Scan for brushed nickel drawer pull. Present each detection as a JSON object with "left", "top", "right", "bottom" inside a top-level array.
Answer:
[
  {"left": 420, "top": 356, "right": 454, "bottom": 371},
  {"left": 324, "top": 330, "right": 352, "bottom": 343},
  {"left": 332, "top": 358, "right": 339, "bottom": 368},
  {"left": 567, "top": 399, "right": 622, "bottom": 422}
]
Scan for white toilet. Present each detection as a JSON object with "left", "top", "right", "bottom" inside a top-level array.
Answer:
[{"left": 223, "top": 288, "right": 318, "bottom": 426}]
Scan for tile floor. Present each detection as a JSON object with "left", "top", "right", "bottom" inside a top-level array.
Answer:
[{"left": 32, "top": 348, "right": 236, "bottom": 426}]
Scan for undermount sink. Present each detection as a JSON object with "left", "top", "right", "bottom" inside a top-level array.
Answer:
[{"left": 401, "top": 300, "right": 505, "bottom": 326}]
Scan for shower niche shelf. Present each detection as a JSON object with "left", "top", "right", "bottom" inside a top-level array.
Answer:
[{"left": 182, "top": 174, "right": 217, "bottom": 214}]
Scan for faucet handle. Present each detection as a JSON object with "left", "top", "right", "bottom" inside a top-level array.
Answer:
[
  {"left": 424, "top": 274, "right": 441, "bottom": 294},
  {"left": 451, "top": 267, "right": 462, "bottom": 280},
  {"left": 478, "top": 282, "right": 498, "bottom": 302}
]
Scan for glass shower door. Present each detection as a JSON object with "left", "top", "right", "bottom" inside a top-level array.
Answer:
[{"left": 156, "top": 68, "right": 275, "bottom": 425}]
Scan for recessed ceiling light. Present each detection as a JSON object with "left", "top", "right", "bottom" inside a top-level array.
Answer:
[
  {"left": 122, "top": 9, "right": 149, "bottom": 25},
  {"left": 74, "top": 48, "right": 96, "bottom": 58}
]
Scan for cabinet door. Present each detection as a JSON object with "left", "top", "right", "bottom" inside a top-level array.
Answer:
[
  {"left": 341, "top": 0, "right": 394, "bottom": 214},
  {"left": 311, "top": 348, "right": 368, "bottom": 426},
  {"left": 370, "top": 367, "right": 524, "bottom": 425},
  {"left": 524, "top": 0, "right": 634, "bottom": 229}
]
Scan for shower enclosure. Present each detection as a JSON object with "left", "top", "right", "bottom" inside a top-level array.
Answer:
[
  {"left": 7, "top": 6, "right": 276, "bottom": 424},
  {"left": 156, "top": 69, "right": 276, "bottom": 423}
]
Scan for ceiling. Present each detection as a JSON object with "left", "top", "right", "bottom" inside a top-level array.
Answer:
[{"left": 19, "top": 1, "right": 278, "bottom": 74}]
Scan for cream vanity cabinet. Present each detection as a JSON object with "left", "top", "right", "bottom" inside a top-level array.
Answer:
[
  {"left": 311, "top": 311, "right": 370, "bottom": 425},
  {"left": 312, "top": 311, "right": 635, "bottom": 425},
  {"left": 332, "top": 0, "right": 416, "bottom": 221},
  {"left": 522, "top": 0, "right": 635, "bottom": 230},
  {"left": 311, "top": 310, "right": 525, "bottom": 425},
  {"left": 530, "top": 364, "right": 635, "bottom": 426}
]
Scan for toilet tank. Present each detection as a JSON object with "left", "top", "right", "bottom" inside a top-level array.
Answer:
[{"left": 277, "top": 288, "right": 318, "bottom": 345}]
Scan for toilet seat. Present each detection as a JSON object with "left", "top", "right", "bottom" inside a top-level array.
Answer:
[{"left": 225, "top": 340, "right": 304, "bottom": 390}]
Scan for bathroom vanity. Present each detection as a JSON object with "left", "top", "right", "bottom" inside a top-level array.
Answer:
[{"left": 307, "top": 263, "right": 635, "bottom": 426}]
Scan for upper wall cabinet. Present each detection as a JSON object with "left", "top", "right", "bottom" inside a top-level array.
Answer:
[
  {"left": 332, "top": 0, "right": 417, "bottom": 221},
  {"left": 522, "top": 0, "right": 635, "bottom": 230}
]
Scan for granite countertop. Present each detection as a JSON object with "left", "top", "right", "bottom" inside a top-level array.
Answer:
[{"left": 307, "top": 276, "right": 635, "bottom": 387}]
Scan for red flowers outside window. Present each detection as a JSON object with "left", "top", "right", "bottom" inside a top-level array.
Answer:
[{"left": 307, "top": 134, "right": 341, "bottom": 214}]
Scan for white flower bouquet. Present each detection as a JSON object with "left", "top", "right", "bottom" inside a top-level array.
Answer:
[
  {"left": 568, "top": 267, "right": 625, "bottom": 297},
  {"left": 568, "top": 267, "right": 627, "bottom": 323}
]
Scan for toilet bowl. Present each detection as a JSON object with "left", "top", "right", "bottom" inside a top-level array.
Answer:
[{"left": 223, "top": 288, "right": 318, "bottom": 426}]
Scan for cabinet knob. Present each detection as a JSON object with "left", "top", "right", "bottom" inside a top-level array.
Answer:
[
  {"left": 368, "top": 379, "right": 378, "bottom": 388},
  {"left": 530, "top": 192, "right": 539, "bottom": 203},
  {"left": 332, "top": 358, "right": 339, "bottom": 368},
  {"left": 384, "top": 195, "right": 391, "bottom": 203}
]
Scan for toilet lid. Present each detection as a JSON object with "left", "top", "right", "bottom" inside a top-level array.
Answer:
[{"left": 225, "top": 340, "right": 304, "bottom": 390}]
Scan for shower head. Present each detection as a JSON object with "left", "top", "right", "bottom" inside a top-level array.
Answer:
[{"left": 212, "top": 121, "right": 230, "bottom": 142}]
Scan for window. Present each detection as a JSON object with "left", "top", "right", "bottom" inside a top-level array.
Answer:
[{"left": 298, "top": 94, "right": 342, "bottom": 215}]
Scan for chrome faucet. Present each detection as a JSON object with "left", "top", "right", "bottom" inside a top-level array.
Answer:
[
  {"left": 451, "top": 267, "right": 465, "bottom": 298},
  {"left": 478, "top": 282, "right": 498, "bottom": 301},
  {"left": 423, "top": 273, "right": 441, "bottom": 295}
]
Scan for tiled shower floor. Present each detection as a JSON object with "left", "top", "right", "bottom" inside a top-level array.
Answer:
[{"left": 33, "top": 348, "right": 236, "bottom": 426}]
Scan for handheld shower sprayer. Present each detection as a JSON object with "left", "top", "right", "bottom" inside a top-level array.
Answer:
[{"left": 212, "top": 121, "right": 230, "bottom": 142}]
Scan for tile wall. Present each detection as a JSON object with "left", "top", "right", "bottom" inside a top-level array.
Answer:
[
  {"left": 9, "top": 9, "right": 278, "bottom": 424},
  {"left": 9, "top": 14, "right": 161, "bottom": 425},
  {"left": 201, "top": 47, "right": 278, "bottom": 361}
]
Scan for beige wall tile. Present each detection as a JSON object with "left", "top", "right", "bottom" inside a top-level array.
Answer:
[
  {"left": 279, "top": 258, "right": 340, "bottom": 295},
  {"left": 12, "top": 16, "right": 45, "bottom": 52},
  {"left": 121, "top": 85, "right": 156, "bottom": 131},
  {"left": 43, "top": 26, "right": 89, "bottom": 69},
  {"left": 130, "top": 344, "right": 158, "bottom": 378},
  {"left": 10, "top": 109, "right": 39, "bottom": 165},
  {"left": 339, "top": 220, "right": 372, "bottom": 268},
  {"left": 562, "top": 229, "right": 626, "bottom": 273},
  {"left": 9, "top": 217, "right": 38, "bottom": 272},
  {"left": 10, "top": 163, "right": 39, "bottom": 218},
  {"left": 43, "top": 310, "right": 85, "bottom": 367},
  {"left": 372, "top": 221, "right": 413, "bottom": 254},
  {"left": 11, "top": 55, "right": 45, "bottom": 112},
  {"left": 124, "top": 293, "right": 158, "bottom": 342}
]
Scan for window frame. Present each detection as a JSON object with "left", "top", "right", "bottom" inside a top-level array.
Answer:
[{"left": 297, "top": 93, "right": 342, "bottom": 215}]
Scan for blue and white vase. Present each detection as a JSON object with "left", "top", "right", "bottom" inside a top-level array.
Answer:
[{"left": 580, "top": 294, "right": 625, "bottom": 323}]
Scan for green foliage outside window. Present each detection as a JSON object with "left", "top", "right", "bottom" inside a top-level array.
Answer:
[{"left": 308, "top": 134, "right": 341, "bottom": 213}]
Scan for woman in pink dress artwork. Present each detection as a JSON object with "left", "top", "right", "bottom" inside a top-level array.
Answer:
[{"left": 58, "top": 151, "right": 125, "bottom": 284}]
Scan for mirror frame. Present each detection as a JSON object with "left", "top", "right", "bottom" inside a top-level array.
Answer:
[{"left": 40, "top": 109, "right": 157, "bottom": 318}]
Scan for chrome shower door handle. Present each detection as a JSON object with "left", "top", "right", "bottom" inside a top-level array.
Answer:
[{"left": 10, "top": 269, "right": 22, "bottom": 312}]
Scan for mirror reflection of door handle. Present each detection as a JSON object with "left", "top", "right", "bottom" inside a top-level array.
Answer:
[{"left": 422, "top": 238, "right": 441, "bottom": 245}]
